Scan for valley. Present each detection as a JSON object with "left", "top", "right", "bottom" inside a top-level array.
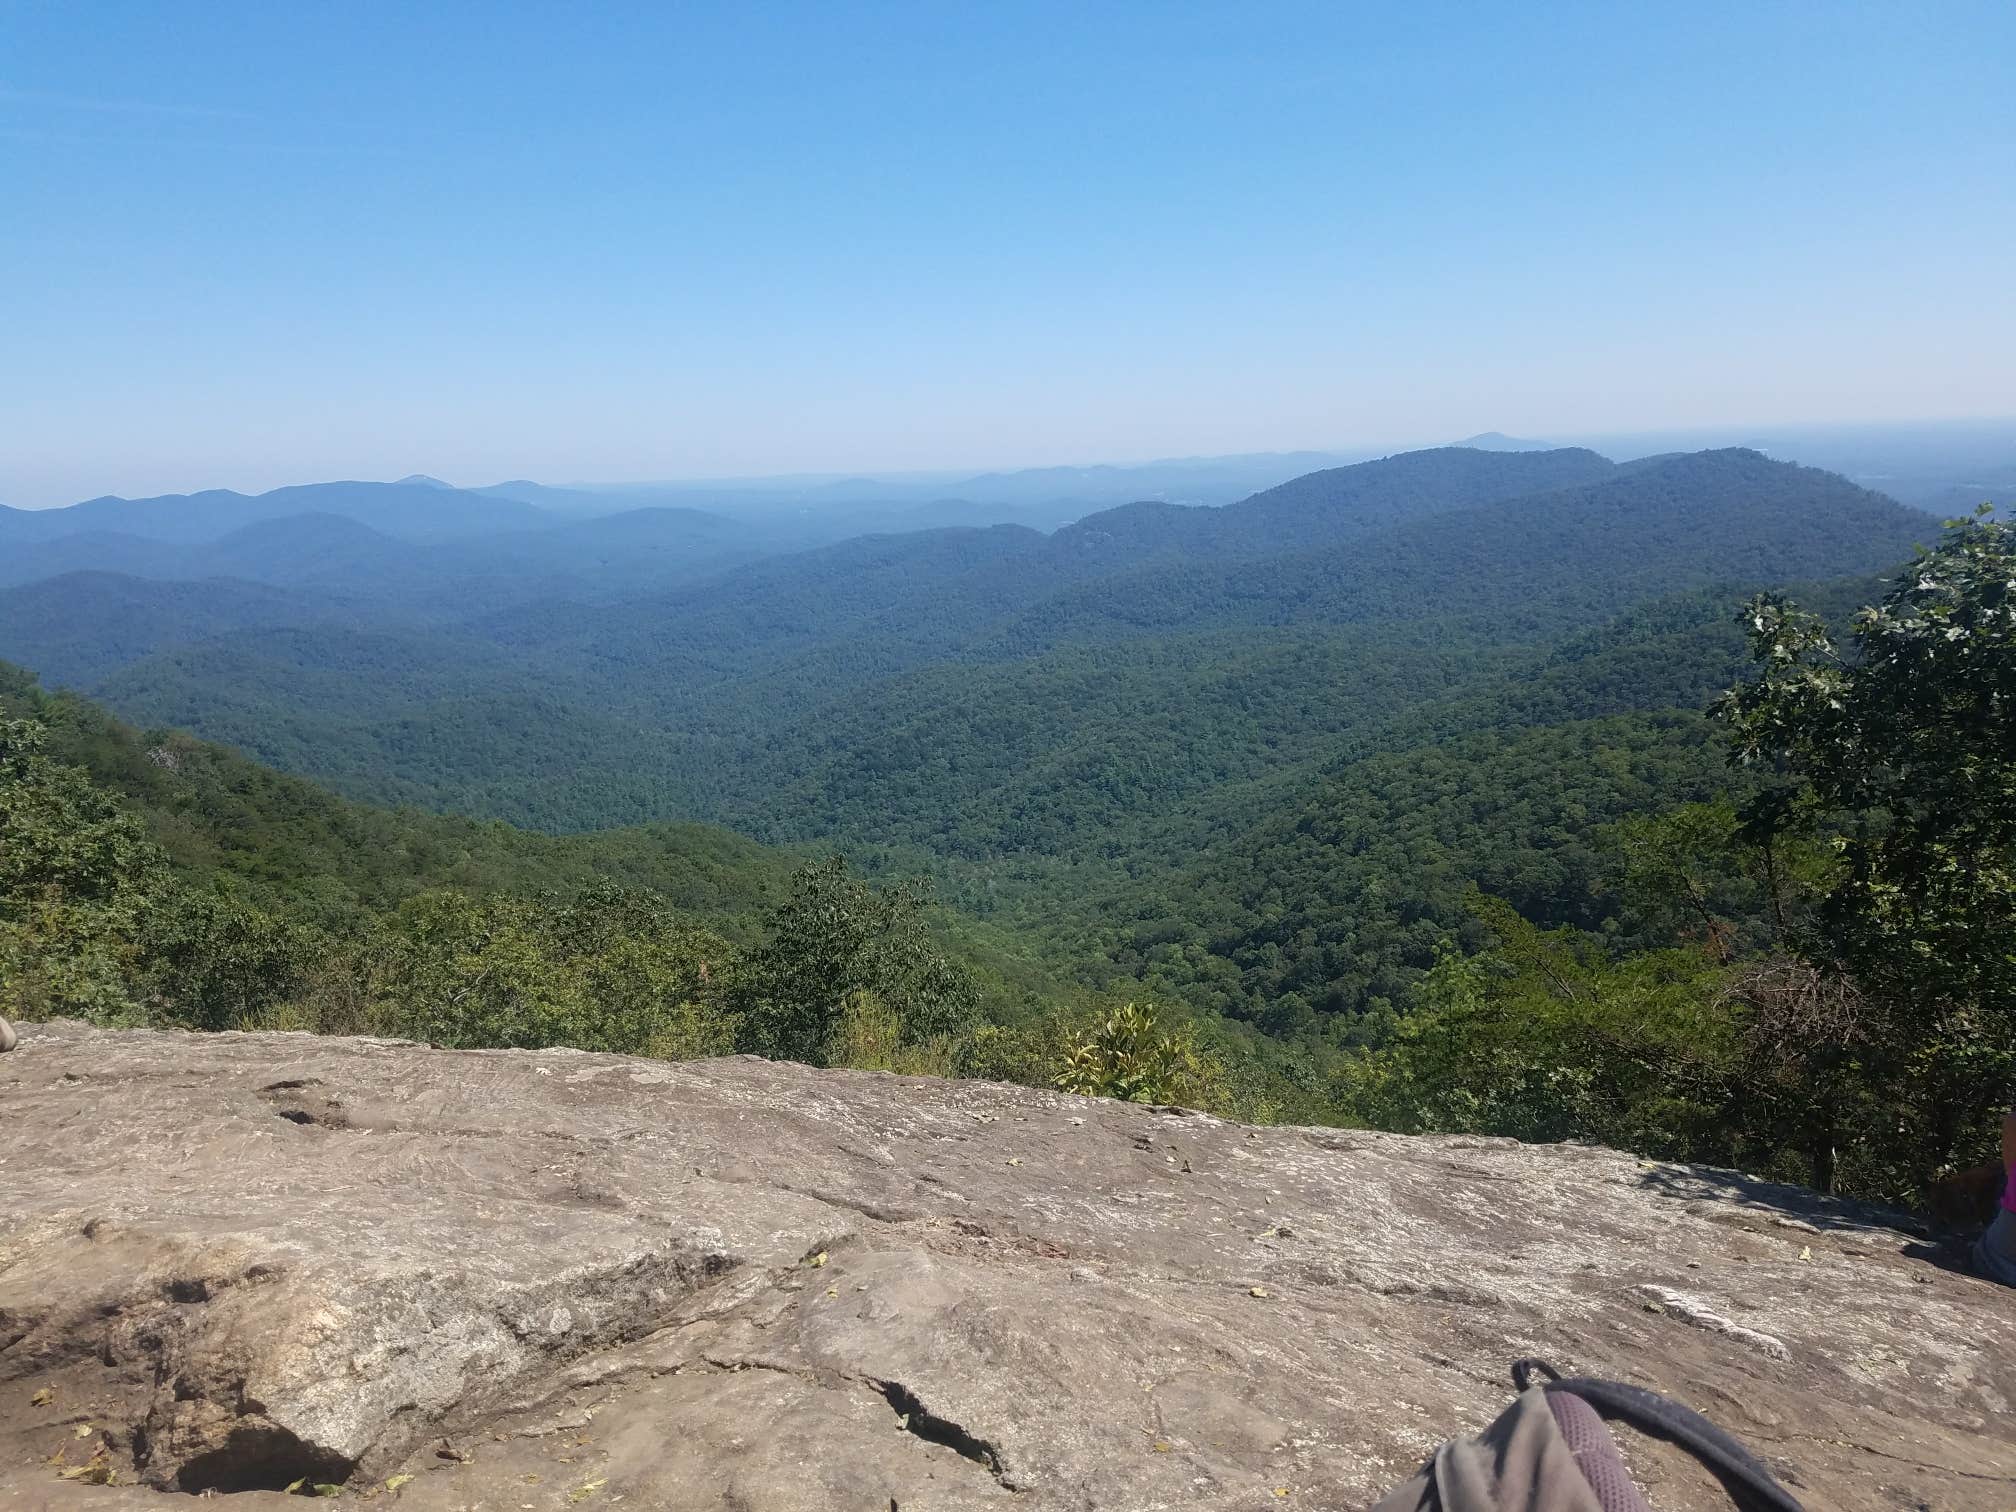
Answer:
[{"left": 5, "top": 436, "right": 2001, "bottom": 1200}]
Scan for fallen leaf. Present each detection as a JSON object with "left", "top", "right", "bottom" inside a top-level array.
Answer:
[
  {"left": 1006, "top": 1157, "right": 1022, "bottom": 1166},
  {"left": 1152, "top": 1440, "right": 1171, "bottom": 1453},
  {"left": 285, "top": 1478, "right": 308, "bottom": 1495},
  {"left": 311, "top": 1485, "right": 345, "bottom": 1498},
  {"left": 806, "top": 1251, "right": 829, "bottom": 1268},
  {"left": 567, "top": 1477, "right": 609, "bottom": 1504},
  {"left": 58, "top": 1449, "right": 116, "bottom": 1487},
  {"left": 1274, "top": 1488, "right": 1291, "bottom": 1498},
  {"left": 73, "top": 1424, "right": 94, "bottom": 1438},
  {"left": 1249, "top": 1286, "right": 1271, "bottom": 1298},
  {"left": 1798, "top": 1246, "right": 1812, "bottom": 1262},
  {"left": 30, "top": 1387, "right": 54, "bottom": 1407},
  {"left": 383, "top": 1474, "right": 415, "bottom": 1494}
]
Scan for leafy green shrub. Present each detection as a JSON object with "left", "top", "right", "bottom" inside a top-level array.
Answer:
[
  {"left": 1341, "top": 901, "right": 1740, "bottom": 1159},
  {"left": 367, "top": 885, "right": 735, "bottom": 1054},
  {"left": 954, "top": 1019, "right": 1061, "bottom": 1088},
  {"left": 1053, "top": 1001, "right": 1214, "bottom": 1106},
  {"left": 641, "top": 999, "right": 738, "bottom": 1061}
]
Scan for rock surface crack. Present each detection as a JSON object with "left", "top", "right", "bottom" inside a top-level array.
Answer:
[{"left": 871, "top": 1377, "right": 1018, "bottom": 1491}]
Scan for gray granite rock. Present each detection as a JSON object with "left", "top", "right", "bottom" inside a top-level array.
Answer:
[{"left": 2, "top": 1021, "right": 2012, "bottom": 1510}]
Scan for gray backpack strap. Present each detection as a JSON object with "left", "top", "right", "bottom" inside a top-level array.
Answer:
[
  {"left": 1371, "top": 1361, "right": 1806, "bottom": 1512},
  {"left": 1513, "top": 1359, "right": 1805, "bottom": 1512},
  {"left": 1544, "top": 1392, "right": 1654, "bottom": 1512}
]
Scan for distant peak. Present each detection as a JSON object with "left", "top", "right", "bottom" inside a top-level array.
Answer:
[
  {"left": 395, "top": 473, "right": 455, "bottom": 490},
  {"left": 1454, "top": 432, "right": 1556, "bottom": 452}
]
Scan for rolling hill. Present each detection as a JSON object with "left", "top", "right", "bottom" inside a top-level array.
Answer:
[
  {"left": 1, "top": 447, "right": 1934, "bottom": 860},
  {"left": 0, "top": 573, "right": 373, "bottom": 686}
]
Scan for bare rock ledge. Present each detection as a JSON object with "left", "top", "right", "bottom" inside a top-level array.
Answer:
[{"left": 2, "top": 1022, "right": 2012, "bottom": 1510}]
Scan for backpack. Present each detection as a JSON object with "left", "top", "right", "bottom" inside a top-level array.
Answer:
[{"left": 1371, "top": 1360, "right": 1803, "bottom": 1512}]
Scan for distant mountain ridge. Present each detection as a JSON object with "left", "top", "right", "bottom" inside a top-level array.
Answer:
[
  {"left": 0, "top": 480, "right": 551, "bottom": 546},
  {"left": 0, "top": 443, "right": 1661, "bottom": 589},
  {"left": 475, "top": 447, "right": 1629, "bottom": 687},
  {"left": 1453, "top": 431, "right": 1557, "bottom": 451},
  {"left": 0, "top": 496, "right": 782, "bottom": 602},
  {"left": 0, "top": 514, "right": 413, "bottom": 593},
  {"left": 0, "top": 446, "right": 1623, "bottom": 609},
  {"left": 0, "top": 443, "right": 1938, "bottom": 853},
  {"left": 469, "top": 450, "right": 1381, "bottom": 524}
]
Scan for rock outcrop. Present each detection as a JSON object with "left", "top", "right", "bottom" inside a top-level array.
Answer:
[{"left": 2, "top": 1022, "right": 2012, "bottom": 1510}]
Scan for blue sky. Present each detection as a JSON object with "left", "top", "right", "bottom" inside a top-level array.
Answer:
[{"left": 3, "top": 1, "right": 2011, "bottom": 504}]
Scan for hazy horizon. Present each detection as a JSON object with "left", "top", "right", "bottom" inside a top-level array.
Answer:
[
  {"left": 7, "top": 414, "right": 2014, "bottom": 512},
  {"left": 5, "top": 3, "right": 2012, "bottom": 507}
]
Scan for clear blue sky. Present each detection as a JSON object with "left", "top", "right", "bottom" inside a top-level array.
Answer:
[{"left": 3, "top": 1, "right": 2011, "bottom": 504}]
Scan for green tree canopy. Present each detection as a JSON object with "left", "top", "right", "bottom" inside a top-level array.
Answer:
[
  {"left": 736, "top": 857, "right": 979, "bottom": 1064},
  {"left": 0, "top": 718, "right": 163, "bottom": 1021},
  {"left": 1716, "top": 506, "right": 2016, "bottom": 1016}
]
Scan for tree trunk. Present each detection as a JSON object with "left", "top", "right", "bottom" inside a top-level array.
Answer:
[{"left": 1809, "top": 1123, "right": 1838, "bottom": 1196}]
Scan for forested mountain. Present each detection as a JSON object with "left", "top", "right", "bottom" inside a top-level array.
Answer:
[
  {"left": 7, "top": 442, "right": 2005, "bottom": 1203},
  {"left": 3, "top": 446, "right": 1929, "bottom": 850},
  {"left": 1187, "top": 443, "right": 1611, "bottom": 552},
  {"left": 998, "top": 450, "right": 1922, "bottom": 652},
  {"left": 0, "top": 662, "right": 1116, "bottom": 1078},
  {"left": 0, "top": 573, "right": 368, "bottom": 686},
  {"left": 0, "top": 442, "right": 1948, "bottom": 1079},
  {"left": 527, "top": 448, "right": 1913, "bottom": 689},
  {"left": 0, "top": 447, "right": 1940, "bottom": 1015},
  {"left": 0, "top": 661, "right": 789, "bottom": 927}
]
